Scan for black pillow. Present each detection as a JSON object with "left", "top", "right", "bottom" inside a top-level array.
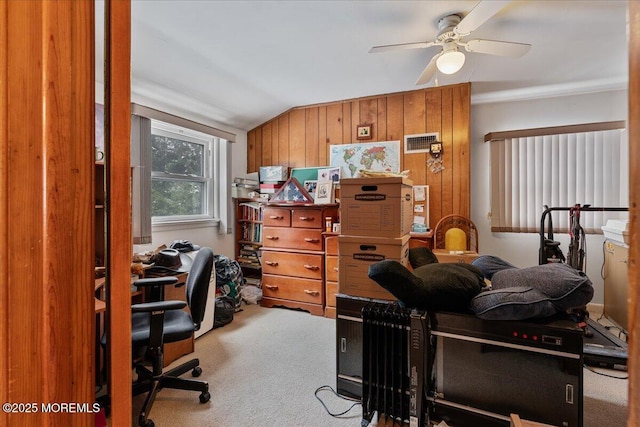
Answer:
[
  {"left": 368, "top": 260, "right": 484, "bottom": 312},
  {"left": 470, "top": 263, "right": 594, "bottom": 320},
  {"left": 408, "top": 247, "right": 439, "bottom": 269}
]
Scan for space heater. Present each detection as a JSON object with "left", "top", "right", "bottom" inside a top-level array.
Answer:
[{"left": 361, "top": 302, "right": 430, "bottom": 427}]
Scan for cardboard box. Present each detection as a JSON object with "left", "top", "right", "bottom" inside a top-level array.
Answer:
[
  {"left": 340, "top": 177, "right": 413, "bottom": 238},
  {"left": 433, "top": 249, "right": 479, "bottom": 264},
  {"left": 338, "top": 234, "right": 410, "bottom": 300},
  {"left": 259, "top": 165, "right": 288, "bottom": 182}
]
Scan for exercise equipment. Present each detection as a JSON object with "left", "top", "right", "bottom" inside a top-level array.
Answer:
[{"left": 539, "top": 205, "right": 629, "bottom": 369}]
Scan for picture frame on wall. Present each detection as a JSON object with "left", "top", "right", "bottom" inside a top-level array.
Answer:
[
  {"left": 357, "top": 124, "right": 372, "bottom": 140},
  {"left": 314, "top": 180, "right": 334, "bottom": 204}
]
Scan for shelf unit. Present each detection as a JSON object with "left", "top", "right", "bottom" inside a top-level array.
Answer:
[{"left": 234, "top": 198, "right": 265, "bottom": 286}]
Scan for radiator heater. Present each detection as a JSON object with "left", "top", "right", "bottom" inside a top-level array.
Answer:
[{"left": 361, "top": 302, "right": 429, "bottom": 427}]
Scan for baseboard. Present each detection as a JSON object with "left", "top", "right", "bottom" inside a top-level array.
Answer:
[{"left": 587, "top": 302, "right": 604, "bottom": 317}]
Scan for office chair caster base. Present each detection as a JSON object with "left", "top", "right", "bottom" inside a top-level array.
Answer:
[
  {"left": 138, "top": 416, "right": 154, "bottom": 427},
  {"left": 192, "top": 366, "right": 202, "bottom": 377},
  {"left": 199, "top": 391, "right": 211, "bottom": 403}
]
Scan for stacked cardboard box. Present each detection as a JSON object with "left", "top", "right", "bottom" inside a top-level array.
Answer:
[
  {"left": 259, "top": 165, "right": 288, "bottom": 195},
  {"left": 338, "top": 177, "right": 413, "bottom": 300}
]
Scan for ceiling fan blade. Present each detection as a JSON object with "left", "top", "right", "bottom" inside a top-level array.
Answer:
[
  {"left": 454, "top": 0, "right": 511, "bottom": 36},
  {"left": 369, "top": 41, "right": 438, "bottom": 53},
  {"left": 464, "top": 39, "right": 531, "bottom": 57},
  {"left": 415, "top": 54, "right": 439, "bottom": 85}
]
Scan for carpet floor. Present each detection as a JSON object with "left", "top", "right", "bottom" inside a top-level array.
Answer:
[{"left": 141, "top": 303, "right": 628, "bottom": 427}]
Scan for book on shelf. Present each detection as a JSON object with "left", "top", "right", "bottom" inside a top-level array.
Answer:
[
  {"left": 240, "top": 222, "right": 262, "bottom": 243},
  {"left": 244, "top": 277, "right": 262, "bottom": 288},
  {"left": 239, "top": 201, "right": 263, "bottom": 221},
  {"left": 238, "top": 243, "right": 262, "bottom": 268}
]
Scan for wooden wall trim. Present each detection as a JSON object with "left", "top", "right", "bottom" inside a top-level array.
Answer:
[
  {"left": 628, "top": 1, "right": 639, "bottom": 425},
  {"left": 105, "top": 0, "right": 133, "bottom": 424},
  {"left": 483, "top": 120, "right": 626, "bottom": 142},
  {"left": 1, "top": 1, "right": 94, "bottom": 425}
]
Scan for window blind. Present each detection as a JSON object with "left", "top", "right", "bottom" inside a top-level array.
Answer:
[{"left": 488, "top": 124, "right": 628, "bottom": 233}]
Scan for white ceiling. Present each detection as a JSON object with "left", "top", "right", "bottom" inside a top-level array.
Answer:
[{"left": 96, "top": 1, "right": 629, "bottom": 131}]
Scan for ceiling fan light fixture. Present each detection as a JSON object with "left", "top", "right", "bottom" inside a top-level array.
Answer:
[{"left": 436, "top": 50, "right": 466, "bottom": 75}]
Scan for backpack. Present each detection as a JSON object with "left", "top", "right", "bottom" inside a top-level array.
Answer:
[
  {"left": 213, "top": 296, "right": 236, "bottom": 329},
  {"left": 213, "top": 254, "right": 244, "bottom": 311}
]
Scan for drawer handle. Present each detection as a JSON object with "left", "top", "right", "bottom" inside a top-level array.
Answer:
[
  {"left": 333, "top": 267, "right": 339, "bottom": 272},
  {"left": 304, "top": 289, "right": 320, "bottom": 296},
  {"left": 265, "top": 284, "right": 279, "bottom": 290},
  {"left": 265, "top": 261, "right": 278, "bottom": 266},
  {"left": 299, "top": 216, "right": 315, "bottom": 221},
  {"left": 304, "top": 238, "right": 319, "bottom": 243},
  {"left": 265, "top": 235, "right": 279, "bottom": 240},
  {"left": 303, "top": 264, "right": 319, "bottom": 270},
  {"left": 269, "top": 215, "right": 283, "bottom": 219}
]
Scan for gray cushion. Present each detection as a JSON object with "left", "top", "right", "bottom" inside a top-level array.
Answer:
[{"left": 470, "top": 263, "right": 594, "bottom": 320}]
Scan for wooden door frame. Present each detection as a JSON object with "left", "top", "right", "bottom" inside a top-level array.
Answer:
[{"left": 104, "top": 0, "right": 133, "bottom": 424}]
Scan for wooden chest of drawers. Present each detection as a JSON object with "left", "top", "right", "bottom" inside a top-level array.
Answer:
[
  {"left": 261, "top": 204, "right": 339, "bottom": 316},
  {"left": 324, "top": 234, "right": 339, "bottom": 318}
]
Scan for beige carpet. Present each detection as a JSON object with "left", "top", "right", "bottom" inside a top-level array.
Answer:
[{"left": 144, "top": 303, "right": 628, "bottom": 427}]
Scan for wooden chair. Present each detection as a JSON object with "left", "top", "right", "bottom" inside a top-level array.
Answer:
[{"left": 433, "top": 214, "right": 479, "bottom": 252}]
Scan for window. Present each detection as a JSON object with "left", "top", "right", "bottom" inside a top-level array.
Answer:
[
  {"left": 487, "top": 122, "right": 628, "bottom": 233},
  {"left": 151, "top": 121, "right": 216, "bottom": 223}
]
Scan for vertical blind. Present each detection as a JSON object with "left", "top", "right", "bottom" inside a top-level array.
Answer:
[{"left": 488, "top": 125, "right": 628, "bottom": 233}]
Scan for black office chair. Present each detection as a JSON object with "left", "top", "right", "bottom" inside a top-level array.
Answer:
[{"left": 131, "top": 247, "right": 214, "bottom": 427}]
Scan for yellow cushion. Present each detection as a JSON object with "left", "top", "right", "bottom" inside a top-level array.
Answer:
[{"left": 445, "top": 227, "right": 467, "bottom": 251}]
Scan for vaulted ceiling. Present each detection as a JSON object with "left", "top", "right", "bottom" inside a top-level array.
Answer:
[{"left": 95, "top": 1, "right": 628, "bottom": 131}]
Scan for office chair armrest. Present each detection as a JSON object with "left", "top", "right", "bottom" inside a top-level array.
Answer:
[
  {"left": 134, "top": 276, "right": 181, "bottom": 302},
  {"left": 134, "top": 276, "right": 179, "bottom": 287},
  {"left": 132, "top": 300, "right": 187, "bottom": 313}
]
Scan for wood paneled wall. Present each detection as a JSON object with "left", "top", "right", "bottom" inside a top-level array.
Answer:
[{"left": 247, "top": 83, "right": 471, "bottom": 226}]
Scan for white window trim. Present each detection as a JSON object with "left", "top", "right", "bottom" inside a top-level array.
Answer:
[{"left": 150, "top": 120, "right": 217, "bottom": 226}]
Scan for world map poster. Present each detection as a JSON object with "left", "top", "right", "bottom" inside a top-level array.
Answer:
[{"left": 329, "top": 140, "right": 401, "bottom": 178}]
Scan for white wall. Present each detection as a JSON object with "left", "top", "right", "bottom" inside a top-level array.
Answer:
[{"left": 470, "top": 89, "right": 628, "bottom": 304}]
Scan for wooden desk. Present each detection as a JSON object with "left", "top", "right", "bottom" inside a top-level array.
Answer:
[{"left": 409, "top": 230, "right": 434, "bottom": 249}]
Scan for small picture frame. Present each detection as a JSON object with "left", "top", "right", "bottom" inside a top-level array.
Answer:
[
  {"left": 314, "top": 180, "right": 335, "bottom": 204},
  {"left": 357, "top": 124, "right": 372, "bottom": 140},
  {"left": 318, "top": 167, "right": 341, "bottom": 183},
  {"left": 303, "top": 180, "right": 318, "bottom": 197}
]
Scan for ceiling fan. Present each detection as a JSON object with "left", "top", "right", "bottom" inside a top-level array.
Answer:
[{"left": 369, "top": 0, "right": 531, "bottom": 85}]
